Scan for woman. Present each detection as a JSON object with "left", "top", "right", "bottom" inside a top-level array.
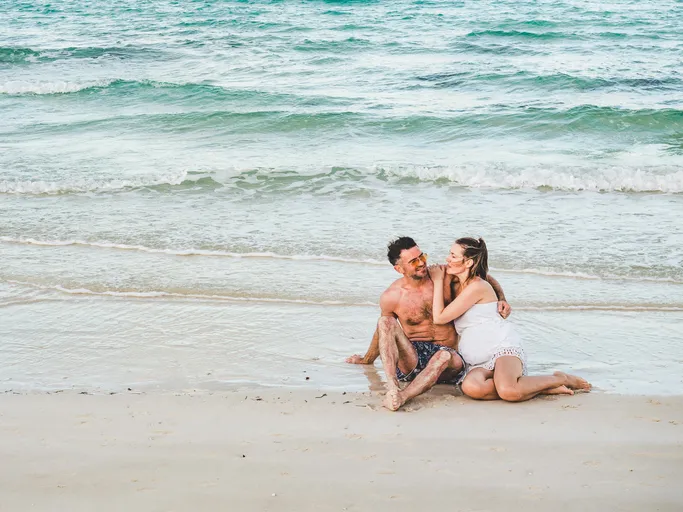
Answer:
[{"left": 429, "top": 237, "right": 590, "bottom": 401}]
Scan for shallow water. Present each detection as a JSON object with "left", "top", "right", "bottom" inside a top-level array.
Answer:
[{"left": 1, "top": 0, "right": 682, "bottom": 394}]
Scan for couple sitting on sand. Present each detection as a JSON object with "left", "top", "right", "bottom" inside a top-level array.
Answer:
[{"left": 347, "top": 236, "right": 591, "bottom": 411}]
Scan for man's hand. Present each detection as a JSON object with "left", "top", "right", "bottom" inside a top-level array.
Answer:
[
  {"left": 498, "top": 300, "right": 511, "bottom": 319},
  {"left": 346, "top": 354, "right": 370, "bottom": 364},
  {"left": 428, "top": 264, "right": 446, "bottom": 282}
]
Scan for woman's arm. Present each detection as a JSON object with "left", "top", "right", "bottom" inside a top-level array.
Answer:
[{"left": 432, "top": 279, "right": 483, "bottom": 324}]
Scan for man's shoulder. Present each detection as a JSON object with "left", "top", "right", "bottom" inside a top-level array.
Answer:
[
  {"left": 385, "top": 277, "right": 407, "bottom": 294},
  {"left": 381, "top": 281, "right": 402, "bottom": 298},
  {"left": 380, "top": 280, "right": 403, "bottom": 308}
]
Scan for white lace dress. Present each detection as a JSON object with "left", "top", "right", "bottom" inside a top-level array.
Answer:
[{"left": 454, "top": 302, "right": 527, "bottom": 376}]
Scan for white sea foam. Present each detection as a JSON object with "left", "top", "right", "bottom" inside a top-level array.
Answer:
[
  {"left": 0, "top": 79, "right": 115, "bottom": 95},
  {"left": 517, "top": 305, "right": 683, "bottom": 312},
  {"left": 378, "top": 164, "right": 683, "bottom": 193},
  {"left": 2, "top": 236, "right": 681, "bottom": 283},
  {"left": 490, "top": 267, "right": 683, "bottom": 284},
  {"left": 0, "top": 170, "right": 188, "bottom": 195},
  {"left": 0, "top": 297, "right": 54, "bottom": 308},
  {"left": 6, "top": 280, "right": 376, "bottom": 307},
  {"left": 2, "top": 163, "right": 681, "bottom": 194},
  {"left": 6, "top": 280, "right": 682, "bottom": 312},
  {"left": 0, "top": 237, "right": 387, "bottom": 265}
]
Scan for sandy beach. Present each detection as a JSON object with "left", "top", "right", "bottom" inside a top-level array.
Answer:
[
  {"left": 3, "top": 1, "right": 683, "bottom": 511},
  {"left": 1, "top": 389, "right": 681, "bottom": 511}
]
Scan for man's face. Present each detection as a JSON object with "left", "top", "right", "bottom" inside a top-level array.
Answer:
[{"left": 395, "top": 246, "right": 428, "bottom": 280}]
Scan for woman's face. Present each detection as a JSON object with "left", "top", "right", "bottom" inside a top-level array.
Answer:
[{"left": 445, "top": 243, "right": 469, "bottom": 275}]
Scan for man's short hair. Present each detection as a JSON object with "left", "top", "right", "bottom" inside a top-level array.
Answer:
[{"left": 387, "top": 236, "right": 417, "bottom": 265}]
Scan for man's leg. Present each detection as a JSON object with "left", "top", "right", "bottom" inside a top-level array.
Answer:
[
  {"left": 384, "top": 349, "right": 461, "bottom": 411},
  {"left": 376, "top": 316, "right": 418, "bottom": 392}
]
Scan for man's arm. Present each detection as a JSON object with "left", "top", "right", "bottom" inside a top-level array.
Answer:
[
  {"left": 346, "top": 288, "right": 397, "bottom": 365},
  {"left": 345, "top": 327, "right": 380, "bottom": 365},
  {"left": 486, "top": 275, "right": 511, "bottom": 318}
]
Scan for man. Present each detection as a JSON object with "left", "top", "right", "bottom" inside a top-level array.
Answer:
[{"left": 346, "top": 236, "right": 510, "bottom": 411}]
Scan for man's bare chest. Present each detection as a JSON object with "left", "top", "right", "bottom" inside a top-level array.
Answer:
[{"left": 395, "top": 287, "right": 434, "bottom": 326}]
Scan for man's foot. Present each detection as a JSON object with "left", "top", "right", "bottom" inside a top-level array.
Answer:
[
  {"left": 383, "top": 389, "right": 406, "bottom": 411},
  {"left": 543, "top": 385, "right": 574, "bottom": 396},
  {"left": 555, "top": 372, "right": 591, "bottom": 391}
]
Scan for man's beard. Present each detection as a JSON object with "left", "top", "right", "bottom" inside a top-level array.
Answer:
[{"left": 410, "top": 272, "right": 427, "bottom": 281}]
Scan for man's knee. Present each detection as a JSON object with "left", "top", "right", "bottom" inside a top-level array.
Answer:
[
  {"left": 449, "top": 353, "right": 464, "bottom": 371},
  {"left": 430, "top": 350, "right": 452, "bottom": 369},
  {"left": 377, "top": 316, "right": 398, "bottom": 333},
  {"left": 497, "top": 383, "right": 523, "bottom": 402}
]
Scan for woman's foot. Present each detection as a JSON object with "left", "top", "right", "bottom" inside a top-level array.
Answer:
[
  {"left": 543, "top": 385, "right": 574, "bottom": 396},
  {"left": 555, "top": 372, "right": 591, "bottom": 391},
  {"left": 383, "top": 389, "right": 406, "bottom": 411}
]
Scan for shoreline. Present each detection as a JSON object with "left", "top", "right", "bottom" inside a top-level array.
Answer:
[
  {"left": 4, "top": 372, "right": 683, "bottom": 398},
  {"left": 2, "top": 388, "right": 682, "bottom": 511},
  {"left": 4, "top": 293, "right": 681, "bottom": 396},
  {"left": 4, "top": 385, "right": 683, "bottom": 398}
]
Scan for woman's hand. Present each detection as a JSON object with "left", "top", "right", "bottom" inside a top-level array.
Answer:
[{"left": 428, "top": 264, "right": 446, "bottom": 282}]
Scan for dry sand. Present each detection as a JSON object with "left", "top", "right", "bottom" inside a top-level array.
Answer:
[{"left": 1, "top": 388, "right": 682, "bottom": 512}]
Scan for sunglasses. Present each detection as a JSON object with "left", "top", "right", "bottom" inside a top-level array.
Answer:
[{"left": 407, "top": 253, "right": 428, "bottom": 268}]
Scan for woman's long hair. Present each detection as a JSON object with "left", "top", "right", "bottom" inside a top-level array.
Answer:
[{"left": 455, "top": 237, "right": 488, "bottom": 282}]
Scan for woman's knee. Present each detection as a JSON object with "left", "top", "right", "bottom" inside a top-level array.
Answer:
[
  {"left": 461, "top": 379, "right": 480, "bottom": 398},
  {"left": 496, "top": 383, "right": 523, "bottom": 402},
  {"left": 462, "top": 379, "right": 489, "bottom": 400}
]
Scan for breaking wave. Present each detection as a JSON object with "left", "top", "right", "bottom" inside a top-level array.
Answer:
[
  {"left": 2, "top": 164, "right": 682, "bottom": 195},
  {"left": 0, "top": 79, "right": 116, "bottom": 95},
  {"left": 0, "top": 171, "right": 188, "bottom": 195},
  {"left": 375, "top": 164, "right": 683, "bottom": 194}
]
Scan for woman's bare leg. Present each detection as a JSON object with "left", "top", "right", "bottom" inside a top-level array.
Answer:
[
  {"left": 462, "top": 367, "right": 575, "bottom": 400},
  {"left": 461, "top": 368, "right": 498, "bottom": 400},
  {"left": 493, "top": 356, "right": 591, "bottom": 403},
  {"left": 543, "top": 385, "right": 574, "bottom": 395}
]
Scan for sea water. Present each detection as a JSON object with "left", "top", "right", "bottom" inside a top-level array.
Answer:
[{"left": 1, "top": 0, "right": 682, "bottom": 394}]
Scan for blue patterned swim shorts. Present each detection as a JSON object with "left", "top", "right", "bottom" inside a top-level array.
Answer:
[{"left": 395, "top": 341, "right": 465, "bottom": 384}]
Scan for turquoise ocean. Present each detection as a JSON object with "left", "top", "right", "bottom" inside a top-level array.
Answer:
[{"left": 1, "top": 0, "right": 682, "bottom": 394}]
